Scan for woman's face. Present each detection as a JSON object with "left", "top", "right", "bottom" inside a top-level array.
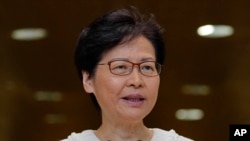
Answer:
[{"left": 83, "top": 36, "right": 160, "bottom": 122}]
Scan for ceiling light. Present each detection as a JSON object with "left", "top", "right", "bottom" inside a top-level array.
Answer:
[
  {"left": 34, "top": 91, "right": 62, "bottom": 102},
  {"left": 197, "top": 24, "right": 234, "bottom": 38},
  {"left": 11, "top": 28, "right": 47, "bottom": 41},
  {"left": 175, "top": 108, "right": 204, "bottom": 121},
  {"left": 181, "top": 84, "right": 210, "bottom": 95},
  {"left": 44, "top": 114, "right": 67, "bottom": 124}
]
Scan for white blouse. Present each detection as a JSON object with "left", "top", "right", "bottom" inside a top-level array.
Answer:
[{"left": 61, "top": 128, "right": 193, "bottom": 141}]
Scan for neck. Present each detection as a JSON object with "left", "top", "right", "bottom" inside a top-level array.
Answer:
[{"left": 95, "top": 117, "right": 152, "bottom": 141}]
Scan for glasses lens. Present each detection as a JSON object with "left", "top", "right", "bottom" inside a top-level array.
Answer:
[
  {"left": 140, "top": 62, "right": 161, "bottom": 76},
  {"left": 108, "top": 60, "right": 162, "bottom": 76},
  {"left": 109, "top": 61, "right": 132, "bottom": 75}
]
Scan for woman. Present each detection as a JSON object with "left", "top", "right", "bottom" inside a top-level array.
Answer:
[{"left": 62, "top": 6, "right": 193, "bottom": 141}]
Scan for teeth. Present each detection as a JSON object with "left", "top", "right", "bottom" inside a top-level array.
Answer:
[{"left": 130, "top": 99, "right": 140, "bottom": 101}]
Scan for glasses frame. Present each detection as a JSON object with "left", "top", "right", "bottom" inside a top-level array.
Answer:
[{"left": 98, "top": 60, "right": 163, "bottom": 77}]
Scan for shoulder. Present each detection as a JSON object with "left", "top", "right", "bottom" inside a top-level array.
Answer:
[
  {"left": 61, "top": 130, "right": 99, "bottom": 141},
  {"left": 151, "top": 128, "right": 194, "bottom": 141}
]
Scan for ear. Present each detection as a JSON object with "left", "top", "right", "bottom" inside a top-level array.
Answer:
[{"left": 82, "top": 71, "right": 94, "bottom": 94}]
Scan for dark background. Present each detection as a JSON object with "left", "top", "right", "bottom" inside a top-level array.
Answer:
[{"left": 1, "top": 0, "right": 250, "bottom": 141}]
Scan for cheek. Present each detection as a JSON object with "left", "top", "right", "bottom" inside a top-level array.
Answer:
[
  {"left": 93, "top": 75, "right": 125, "bottom": 99},
  {"left": 147, "top": 78, "right": 160, "bottom": 98},
  {"left": 93, "top": 78, "right": 126, "bottom": 111},
  {"left": 149, "top": 77, "right": 160, "bottom": 90}
]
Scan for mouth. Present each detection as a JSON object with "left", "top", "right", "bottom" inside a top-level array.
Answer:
[
  {"left": 122, "top": 97, "right": 145, "bottom": 101},
  {"left": 121, "top": 94, "right": 145, "bottom": 107}
]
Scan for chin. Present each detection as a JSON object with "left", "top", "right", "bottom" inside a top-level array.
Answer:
[{"left": 120, "top": 110, "right": 151, "bottom": 122}]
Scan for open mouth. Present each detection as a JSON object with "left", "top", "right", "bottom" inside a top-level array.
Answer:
[
  {"left": 121, "top": 94, "right": 145, "bottom": 103},
  {"left": 122, "top": 97, "right": 145, "bottom": 102},
  {"left": 121, "top": 94, "right": 145, "bottom": 107}
]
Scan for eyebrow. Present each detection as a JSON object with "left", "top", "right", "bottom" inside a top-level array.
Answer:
[
  {"left": 140, "top": 57, "right": 155, "bottom": 61},
  {"left": 110, "top": 57, "right": 155, "bottom": 62}
]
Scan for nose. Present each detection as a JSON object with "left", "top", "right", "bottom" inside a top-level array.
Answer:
[{"left": 126, "top": 66, "right": 145, "bottom": 88}]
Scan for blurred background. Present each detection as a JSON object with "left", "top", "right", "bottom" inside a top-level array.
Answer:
[{"left": 1, "top": 0, "right": 250, "bottom": 140}]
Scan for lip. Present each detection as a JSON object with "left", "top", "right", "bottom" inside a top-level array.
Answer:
[{"left": 121, "top": 94, "right": 145, "bottom": 107}]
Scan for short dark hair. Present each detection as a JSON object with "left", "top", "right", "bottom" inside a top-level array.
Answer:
[{"left": 74, "top": 6, "right": 166, "bottom": 112}]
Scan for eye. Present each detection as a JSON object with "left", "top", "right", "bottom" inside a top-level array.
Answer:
[
  {"left": 141, "top": 62, "right": 156, "bottom": 72},
  {"left": 142, "top": 65, "right": 154, "bottom": 71},
  {"left": 113, "top": 65, "right": 127, "bottom": 70},
  {"left": 110, "top": 61, "right": 131, "bottom": 75}
]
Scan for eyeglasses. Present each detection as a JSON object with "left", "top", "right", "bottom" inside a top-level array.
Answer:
[{"left": 98, "top": 60, "right": 162, "bottom": 77}]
